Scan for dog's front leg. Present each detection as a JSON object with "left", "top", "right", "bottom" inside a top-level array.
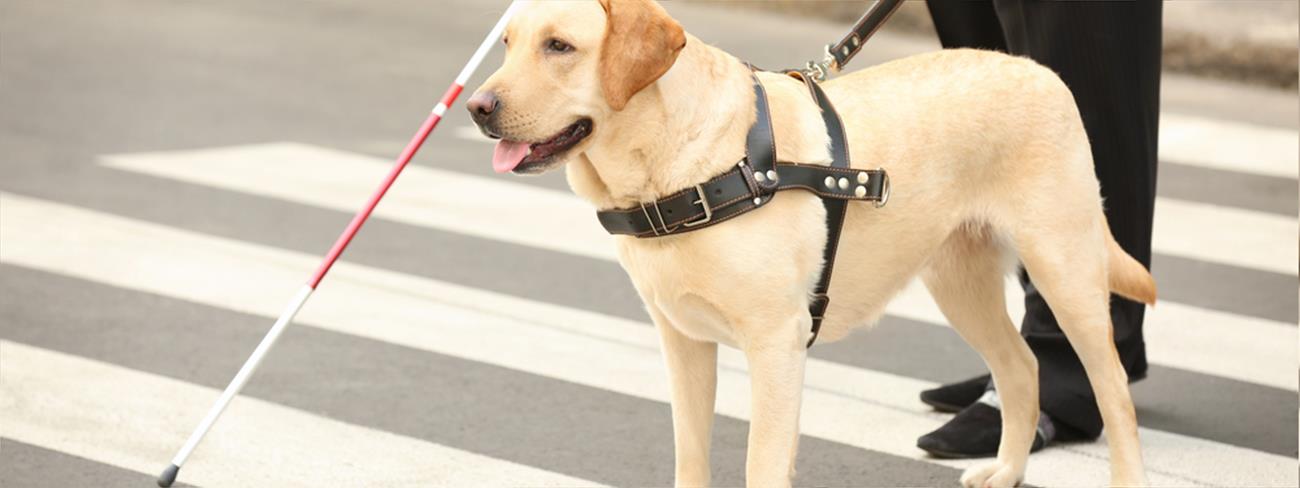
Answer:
[
  {"left": 741, "top": 316, "right": 807, "bottom": 488},
  {"left": 653, "top": 310, "right": 718, "bottom": 488}
]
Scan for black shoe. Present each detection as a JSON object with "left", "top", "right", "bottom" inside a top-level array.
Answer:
[
  {"left": 919, "top": 374, "right": 991, "bottom": 413},
  {"left": 916, "top": 403, "right": 1049, "bottom": 459}
]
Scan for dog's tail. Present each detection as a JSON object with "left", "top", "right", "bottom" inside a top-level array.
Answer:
[{"left": 1105, "top": 221, "right": 1157, "bottom": 305}]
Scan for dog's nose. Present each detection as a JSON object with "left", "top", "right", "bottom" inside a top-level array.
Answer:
[{"left": 466, "top": 91, "right": 499, "bottom": 125}]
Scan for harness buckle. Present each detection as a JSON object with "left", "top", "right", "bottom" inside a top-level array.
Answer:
[
  {"left": 681, "top": 184, "right": 713, "bottom": 228},
  {"left": 640, "top": 201, "right": 668, "bottom": 236}
]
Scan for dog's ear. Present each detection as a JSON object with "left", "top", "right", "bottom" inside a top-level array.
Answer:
[{"left": 597, "top": 0, "right": 686, "bottom": 111}]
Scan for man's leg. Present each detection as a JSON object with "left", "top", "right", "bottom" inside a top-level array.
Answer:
[{"left": 925, "top": 0, "right": 1008, "bottom": 52}]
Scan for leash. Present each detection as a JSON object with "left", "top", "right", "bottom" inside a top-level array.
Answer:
[{"left": 803, "top": 0, "right": 904, "bottom": 81}]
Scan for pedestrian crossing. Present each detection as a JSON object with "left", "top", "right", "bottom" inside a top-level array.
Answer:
[
  {"left": 1, "top": 103, "right": 1297, "bottom": 486},
  {"left": 2, "top": 192, "right": 1294, "bottom": 486},
  {"left": 3, "top": 0, "right": 1296, "bottom": 484}
]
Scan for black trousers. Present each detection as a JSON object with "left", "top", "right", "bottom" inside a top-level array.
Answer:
[{"left": 925, "top": 0, "right": 1161, "bottom": 438}]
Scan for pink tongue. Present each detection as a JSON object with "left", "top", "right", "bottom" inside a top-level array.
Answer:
[{"left": 492, "top": 140, "right": 531, "bottom": 173}]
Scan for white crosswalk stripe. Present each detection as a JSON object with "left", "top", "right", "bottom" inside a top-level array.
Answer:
[
  {"left": 0, "top": 340, "right": 603, "bottom": 487},
  {"left": 888, "top": 278, "right": 1297, "bottom": 390},
  {"left": 106, "top": 140, "right": 1299, "bottom": 275},
  {"left": 99, "top": 143, "right": 1298, "bottom": 390},
  {"left": 1153, "top": 198, "right": 1296, "bottom": 275},
  {"left": 104, "top": 142, "right": 612, "bottom": 262},
  {"left": 2, "top": 192, "right": 1295, "bottom": 487},
  {"left": 1158, "top": 113, "right": 1299, "bottom": 179}
]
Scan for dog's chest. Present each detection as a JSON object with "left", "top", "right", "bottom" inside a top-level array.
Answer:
[
  {"left": 617, "top": 239, "right": 747, "bottom": 347},
  {"left": 656, "top": 291, "right": 739, "bottom": 347}
]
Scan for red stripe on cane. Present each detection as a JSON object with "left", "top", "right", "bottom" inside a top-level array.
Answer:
[
  {"left": 439, "top": 84, "right": 464, "bottom": 109},
  {"left": 307, "top": 110, "right": 443, "bottom": 289}
]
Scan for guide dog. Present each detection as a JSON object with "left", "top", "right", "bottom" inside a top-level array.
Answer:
[{"left": 466, "top": 1, "right": 1156, "bottom": 486}]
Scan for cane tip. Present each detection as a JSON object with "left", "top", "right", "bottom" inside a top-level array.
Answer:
[{"left": 157, "top": 464, "right": 180, "bottom": 487}]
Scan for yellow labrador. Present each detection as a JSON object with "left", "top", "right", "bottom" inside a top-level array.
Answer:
[{"left": 466, "top": 1, "right": 1156, "bottom": 487}]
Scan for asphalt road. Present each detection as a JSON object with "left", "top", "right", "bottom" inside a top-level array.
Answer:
[{"left": 1, "top": 1, "right": 1297, "bottom": 486}]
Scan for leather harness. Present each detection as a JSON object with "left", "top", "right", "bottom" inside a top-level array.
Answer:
[
  {"left": 596, "top": 70, "right": 890, "bottom": 347},
  {"left": 594, "top": 0, "right": 903, "bottom": 347}
]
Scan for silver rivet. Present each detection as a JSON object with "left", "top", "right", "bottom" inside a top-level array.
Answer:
[
  {"left": 824, "top": 176, "right": 836, "bottom": 189},
  {"left": 838, "top": 177, "right": 849, "bottom": 190},
  {"left": 857, "top": 172, "right": 869, "bottom": 184},
  {"left": 753, "top": 197, "right": 762, "bottom": 205},
  {"left": 854, "top": 185, "right": 867, "bottom": 198},
  {"left": 766, "top": 170, "right": 777, "bottom": 181},
  {"left": 754, "top": 172, "right": 766, "bottom": 183},
  {"left": 738, "top": 161, "right": 746, "bottom": 168}
]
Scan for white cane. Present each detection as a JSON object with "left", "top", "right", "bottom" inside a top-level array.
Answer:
[{"left": 156, "top": 3, "right": 520, "bottom": 486}]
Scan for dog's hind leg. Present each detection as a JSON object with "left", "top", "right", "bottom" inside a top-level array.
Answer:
[
  {"left": 652, "top": 309, "right": 718, "bottom": 488},
  {"left": 1010, "top": 215, "right": 1147, "bottom": 487},
  {"left": 921, "top": 226, "right": 1036, "bottom": 488}
]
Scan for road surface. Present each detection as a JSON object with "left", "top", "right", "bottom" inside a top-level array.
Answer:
[{"left": 1, "top": 0, "right": 1296, "bottom": 486}]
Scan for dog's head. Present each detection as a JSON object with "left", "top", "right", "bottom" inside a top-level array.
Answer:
[{"left": 467, "top": 0, "right": 686, "bottom": 175}]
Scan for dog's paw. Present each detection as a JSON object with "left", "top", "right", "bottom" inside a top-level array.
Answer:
[
  {"left": 1110, "top": 470, "right": 1147, "bottom": 487},
  {"left": 959, "top": 461, "right": 1023, "bottom": 488}
]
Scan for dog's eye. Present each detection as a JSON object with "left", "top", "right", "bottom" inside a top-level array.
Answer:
[{"left": 546, "top": 38, "right": 573, "bottom": 53}]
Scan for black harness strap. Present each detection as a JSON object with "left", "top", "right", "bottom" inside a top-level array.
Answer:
[
  {"left": 595, "top": 72, "right": 890, "bottom": 348},
  {"left": 788, "top": 70, "right": 849, "bottom": 347},
  {"left": 594, "top": 160, "right": 887, "bottom": 238}
]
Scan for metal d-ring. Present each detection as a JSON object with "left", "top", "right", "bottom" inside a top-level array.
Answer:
[
  {"left": 874, "top": 168, "right": 890, "bottom": 208},
  {"left": 803, "top": 44, "right": 837, "bottom": 82}
]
